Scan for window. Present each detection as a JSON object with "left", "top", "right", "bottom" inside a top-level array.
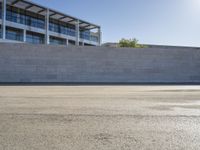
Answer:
[
  {"left": 6, "top": 27, "right": 23, "bottom": 41},
  {"left": 49, "top": 19, "right": 76, "bottom": 37},
  {"left": 80, "top": 30, "right": 90, "bottom": 41},
  {"left": 26, "top": 31, "right": 44, "bottom": 44},
  {"left": 6, "top": 5, "right": 45, "bottom": 29},
  {"left": 90, "top": 35, "right": 98, "bottom": 42},
  {"left": 50, "top": 36, "right": 66, "bottom": 45}
]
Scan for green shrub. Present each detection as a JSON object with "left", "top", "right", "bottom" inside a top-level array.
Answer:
[{"left": 119, "top": 38, "right": 146, "bottom": 48}]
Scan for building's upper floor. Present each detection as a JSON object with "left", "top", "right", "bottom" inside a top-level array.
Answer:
[{"left": 0, "top": 0, "right": 101, "bottom": 46}]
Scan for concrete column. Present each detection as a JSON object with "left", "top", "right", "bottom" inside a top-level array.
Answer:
[
  {"left": 45, "top": 9, "right": 49, "bottom": 44},
  {"left": 75, "top": 20, "right": 79, "bottom": 46},
  {"left": 98, "top": 27, "right": 102, "bottom": 46},
  {"left": 1, "top": 0, "right": 6, "bottom": 40},
  {"left": 66, "top": 39, "right": 69, "bottom": 46},
  {"left": 23, "top": 29, "right": 26, "bottom": 42}
]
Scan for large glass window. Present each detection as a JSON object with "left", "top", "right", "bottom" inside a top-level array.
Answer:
[
  {"left": 90, "top": 35, "right": 98, "bottom": 42},
  {"left": 68, "top": 40, "right": 75, "bottom": 45},
  {"left": 80, "top": 30, "right": 90, "bottom": 41},
  {"left": 0, "top": 3, "right": 2, "bottom": 19},
  {"left": 80, "top": 30, "right": 99, "bottom": 42},
  {"left": 50, "top": 36, "right": 66, "bottom": 45},
  {"left": 0, "top": 25, "right": 2, "bottom": 38},
  {"left": 26, "top": 31, "right": 44, "bottom": 44},
  {"left": 49, "top": 19, "right": 76, "bottom": 37},
  {"left": 0, "top": 2, "right": 1, "bottom": 38},
  {"left": 6, "top": 27, "right": 23, "bottom": 41},
  {"left": 6, "top": 5, "right": 45, "bottom": 29}
]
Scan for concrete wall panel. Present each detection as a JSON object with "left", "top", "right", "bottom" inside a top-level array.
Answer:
[{"left": 0, "top": 43, "right": 200, "bottom": 83}]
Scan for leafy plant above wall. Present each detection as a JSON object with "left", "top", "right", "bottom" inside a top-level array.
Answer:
[{"left": 118, "top": 38, "right": 146, "bottom": 48}]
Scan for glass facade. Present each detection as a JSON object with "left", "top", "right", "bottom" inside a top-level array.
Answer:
[
  {"left": 6, "top": 27, "right": 23, "bottom": 41},
  {"left": 0, "top": 25, "right": 2, "bottom": 38},
  {"left": 6, "top": 5, "right": 45, "bottom": 29},
  {"left": 80, "top": 30, "right": 98, "bottom": 42},
  {"left": 80, "top": 30, "right": 90, "bottom": 41},
  {"left": 68, "top": 40, "right": 75, "bottom": 45},
  {"left": 49, "top": 19, "right": 76, "bottom": 37},
  {"left": 0, "top": 2, "right": 99, "bottom": 45},
  {"left": 26, "top": 31, "right": 44, "bottom": 44},
  {"left": 0, "top": 3, "right": 2, "bottom": 38},
  {"left": 0, "top": 3, "right": 2, "bottom": 19},
  {"left": 90, "top": 35, "right": 98, "bottom": 42},
  {"left": 50, "top": 36, "right": 66, "bottom": 45}
]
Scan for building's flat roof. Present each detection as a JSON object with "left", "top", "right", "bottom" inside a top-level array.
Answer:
[
  {"left": 0, "top": 0, "right": 100, "bottom": 30},
  {"left": 102, "top": 42, "right": 200, "bottom": 49}
]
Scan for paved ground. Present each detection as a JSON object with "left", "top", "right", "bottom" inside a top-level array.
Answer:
[{"left": 0, "top": 86, "right": 200, "bottom": 150}]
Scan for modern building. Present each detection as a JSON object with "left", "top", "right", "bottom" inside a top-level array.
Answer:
[{"left": 0, "top": 0, "right": 101, "bottom": 46}]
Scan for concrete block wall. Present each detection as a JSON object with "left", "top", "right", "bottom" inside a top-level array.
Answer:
[{"left": 0, "top": 43, "right": 200, "bottom": 83}]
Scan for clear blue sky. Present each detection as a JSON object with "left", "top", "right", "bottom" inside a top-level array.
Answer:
[{"left": 33, "top": 0, "right": 200, "bottom": 47}]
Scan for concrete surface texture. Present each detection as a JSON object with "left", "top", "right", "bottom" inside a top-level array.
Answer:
[
  {"left": 0, "top": 43, "right": 200, "bottom": 83},
  {"left": 0, "top": 86, "right": 200, "bottom": 150}
]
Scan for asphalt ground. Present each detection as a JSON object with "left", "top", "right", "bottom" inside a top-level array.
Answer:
[{"left": 0, "top": 86, "right": 200, "bottom": 150}]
